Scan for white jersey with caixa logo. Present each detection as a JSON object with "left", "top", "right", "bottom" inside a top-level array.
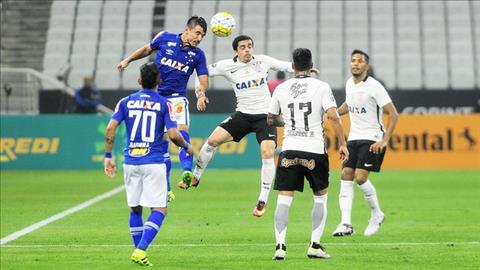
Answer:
[
  {"left": 206, "top": 55, "right": 293, "bottom": 114},
  {"left": 345, "top": 76, "right": 392, "bottom": 142},
  {"left": 270, "top": 77, "right": 337, "bottom": 154}
]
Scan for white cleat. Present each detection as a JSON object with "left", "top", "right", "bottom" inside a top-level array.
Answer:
[
  {"left": 272, "top": 244, "right": 286, "bottom": 260},
  {"left": 332, "top": 223, "right": 355, "bottom": 237},
  {"left": 364, "top": 213, "right": 385, "bottom": 236},
  {"left": 307, "top": 242, "right": 331, "bottom": 259}
]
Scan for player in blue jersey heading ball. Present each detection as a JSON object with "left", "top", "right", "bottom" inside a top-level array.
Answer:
[
  {"left": 104, "top": 63, "right": 193, "bottom": 266},
  {"left": 117, "top": 16, "right": 209, "bottom": 189}
]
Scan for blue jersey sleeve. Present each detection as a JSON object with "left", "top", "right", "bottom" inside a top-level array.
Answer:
[
  {"left": 163, "top": 101, "right": 177, "bottom": 130},
  {"left": 195, "top": 50, "right": 209, "bottom": 76},
  {"left": 150, "top": 31, "right": 165, "bottom": 50},
  {"left": 111, "top": 98, "right": 126, "bottom": 123}
]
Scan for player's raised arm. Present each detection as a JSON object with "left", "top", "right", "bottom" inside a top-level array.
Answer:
[
  {"left": 261, "top": 55, "right": 294, "bottom": 73},
  {"left": 326, "top": 107, "right": 349, "bottom": 163},
  {"left": 117, "top": 43, "right": 153, "bottom": 71},
  {"left": 104, "top": 119, "right": 119, "bottom": 177}
]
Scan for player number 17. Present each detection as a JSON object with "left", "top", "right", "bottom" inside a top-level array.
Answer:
[{"left": 287, "top": 102, "right": 312, "bottom": 131}]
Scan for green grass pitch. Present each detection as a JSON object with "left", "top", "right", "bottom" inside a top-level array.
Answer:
[{"left": 1, "top": 169, "right": 479, "bottom": 270}]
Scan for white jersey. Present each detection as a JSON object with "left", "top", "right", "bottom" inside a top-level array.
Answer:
[
  {"left": 207, "top": 55, "right": 293, "bottom": 114},
  {"left": 269, "top": 77, "right": 337, "bottom": 154},
  {"left": 345, "top": 76, "right": 392, "bottom": 141}
]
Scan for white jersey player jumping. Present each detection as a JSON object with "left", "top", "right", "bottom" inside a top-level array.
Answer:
[
  {"left": 267, "top": 48, "right": 348, "bottom": 260},
  {"left": 178, "top": 35, "right": 314, "bottom": 217},
  {"left": 332, "top": 49, "right": 398, "bottom": 237}
]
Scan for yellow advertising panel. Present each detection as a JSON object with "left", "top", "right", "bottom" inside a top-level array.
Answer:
[{"left": 278, "top": 115, "right": 480, "bottom": 169}]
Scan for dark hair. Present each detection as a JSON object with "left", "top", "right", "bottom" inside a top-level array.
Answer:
[
  {"left": 276, "top": 71, "right": 286, "bottom": 80},
  {"left": 232, "top": 35, "right": 254, "bottom": 50},
  {"left": 187, "top": 15, "right": 207, "bottom": 34},
  {"left": 351, "top": 49, "right": 370, "bottom": 64},
  {"left": 140, "top": 63, "right": 159, "bottom": 89},
  {"left": 292, "top": 48, "right": 312, "bottom": 71}
]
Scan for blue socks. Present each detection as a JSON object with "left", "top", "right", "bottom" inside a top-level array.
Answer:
[
  {"left": 129, "top": 211, "right": 143, "bottom": 247},
  {"left": 179, "top": 130, "right": 193, "bottom": 171},
  {"left": 137, "top": 211, "right": 166, "bottom": 251},
  {"left": 162, "top": 140, "right": 172, "bottom": 189}
]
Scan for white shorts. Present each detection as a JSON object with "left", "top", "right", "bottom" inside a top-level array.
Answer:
[
  {"left": 167, "top": 96, "right": 189, "bottom": 126},
  {"left": 123, "top": 163, "right": 168, "bottom": 208}
]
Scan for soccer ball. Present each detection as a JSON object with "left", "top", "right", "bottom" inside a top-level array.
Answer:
[{"left": 210, "top": 12, "right": 236, "bottom": 37}]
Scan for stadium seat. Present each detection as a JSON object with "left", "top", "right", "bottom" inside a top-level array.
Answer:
[
  {"left": 164, "top": 1, "right": 190, "bottom": 32},
  {"left": 75, "top": 15, "right": 101, "bottom": 30},
  {"left": 39, "top": 0, "right": 480, "bottom": 91},
  {"left": 50, "top": 1, "right": 76, "bottom": 18},
  {"left": 96, "top": 69, "right": 121, "bottom": 89},
  {"left": 102, "top": 16, "right": 127, "bottom": 31},
  {"left": 47, "top": 28, "right": 72, "bottom": 42},
  {"left": 76, "top": 1, "right": 102, "bottom": 17},
  {"left": 100, "top": 29, "right": 124, "bottom": 43},
  {"left": 48, "top": 15, "right": 75, "bottom": 30},
  {"left": 45, "top": 40, "right": 71, "bottom": 57}
]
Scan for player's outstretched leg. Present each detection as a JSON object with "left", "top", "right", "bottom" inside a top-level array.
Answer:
[
  {"left": 178, "top": 141, "right": 217, "bottom": 189},
  {"left": 333, "top": 180, "right": 355, "bottom": 236},
  {"left": 308, "top": 194, "right": 330, "bottom": 259},
  {"left": 358, "top": 179, "right": 385, "bottom": 236},
  {"left": 273, "top": 195, "right": 292, "bottom": 260},
  {"left": 253, "top": 158, "right": 275, "bottom": 217}
]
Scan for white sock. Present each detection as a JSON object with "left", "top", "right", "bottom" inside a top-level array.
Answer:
[
  {"left": 358, "top": 179, "right": 382, "bottom": 216},
  {"left": 193, "top": 142, "right": 217, "bottom": 180},
  {"left": 274, "top": 195, "right": 293, "bottom": 245},
  {"left": 339, "top": 180, "right": 354, "bottom": 225},
  {"left": 258, "top": 158, "right": 275, "bottom": 203},
  {"left": 311, "top": 194, "right": 327, "bottom": 243}
]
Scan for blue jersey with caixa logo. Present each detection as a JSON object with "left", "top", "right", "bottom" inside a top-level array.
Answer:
[
  {"left": 112, "top": 89, "right": 177, "bottom": 165},
  {"left": 150, "top": 32, "right": 209, "bottom": 97}
]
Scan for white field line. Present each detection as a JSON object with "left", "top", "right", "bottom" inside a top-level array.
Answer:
[
  {"left": 1, "top": 241, "right": 479, "bottom": 248},
  {"left": 0, "top": 186, "right": 125, "bottom": 246}
]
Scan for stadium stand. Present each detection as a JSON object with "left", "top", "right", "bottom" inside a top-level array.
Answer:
[{"left": 1, "top": 0, "right": 479, "bottom": 94}]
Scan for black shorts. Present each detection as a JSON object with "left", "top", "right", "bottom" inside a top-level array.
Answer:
[
  {"left": 274, "top": 150, "right": 330, "bottom": 192},
  {"left": 219, "top": 111, "right": 277, "bottom": 144},
  {"left": 343, "top": 140, "right": 386, "bottom": 172}
]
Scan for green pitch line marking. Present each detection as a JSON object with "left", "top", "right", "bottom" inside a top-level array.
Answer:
[{"left": 0, "top": 186, "right": 125, "bottom": 246}]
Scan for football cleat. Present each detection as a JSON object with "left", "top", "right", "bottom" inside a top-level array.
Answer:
[
  {"left": 307, "top": 242, "right": 331, "bottom": 259},
  {"left": 167, "top": 191, "right": 175, "bottom": 202},
  {"left": 252, "top": 200, "right": 267, "bottom": 217},
  {"left": 178, "top": 176, "right": 200, "bottom": 190},
  {"left": 131, "top": 248, "right": 153, "bottom": 267},
  {"left": 272, "top": 243, "right": 287, "bottom": 260},
  {"left": 332, "top": 223, "right": 355, "bottom": 237},
  {"left": 364, "top": 212, "right": 385, "bottom": 236}
]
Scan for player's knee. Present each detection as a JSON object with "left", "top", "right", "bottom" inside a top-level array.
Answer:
[
  {"left": 341, "top": 168, "right": 354, "bottom": 180},
  {"left": 354, "top": 171, "right": 368, "bottom": 184},
  {"left": 131, "top": 206, "right": 142, "bottom": 213},
  {"left": 207, "top": 137, "right": 220, "bottom": 147},
  {"left": 261, "top": 149, "right": 274, "bottom": 159}
]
